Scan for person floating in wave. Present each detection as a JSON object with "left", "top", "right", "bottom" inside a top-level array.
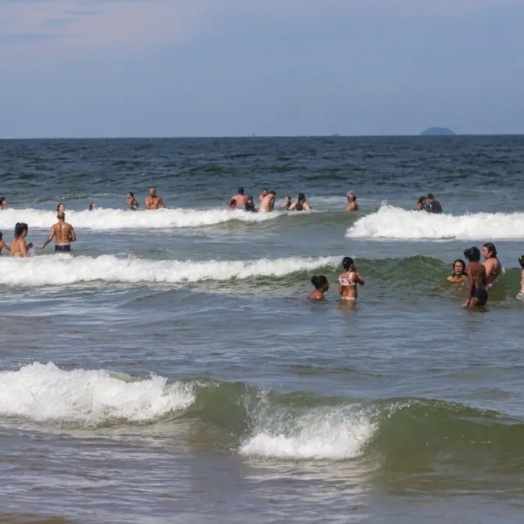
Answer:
[
  {"left": 245, "top": 196, "right": 257, "bottom": 212},
  {"left": 38, "top": 212, "right": 76, "bottom": 253},
  {"left": 338, "top": 256, "right": 364, "bottom": 302},
  {"left": 463, "top": 247, "right": 488, "bottom": 308},
  {"left": 482, "top": 242, "right": 502, "bottom": 288},
  {"left": 258, "top": 188, "right": 268, "bottom": 203},
  {"left": 424, "top": 193, "right": 443, "bottom": 213},
  {"left": 517, "top": 255, "right": 524, "bottom": 300},
  {"left": 229, "top": 198, "right": 237, "bottom": 209},
  {"left": 308, "top": 275, "right": 329, "bottom": 300},
  {"left": 127, "top": 192, "right": 139, "bottom": 210},
  {"left": 0, "top": 197, "right": 8, "bottom": 210},
  {"left": 259, "top": 190, "right": 276, "bottom": 212},
  {"left": 415, "top": 196, "right": 426, "bottom": 211},
  {"left": 11, "top": 223, "right": 32, "bottom": 257},
  {"left": 279, "top": 196, "right": 292, "bottom": 210},
  {"left": 289, "top": 193, "right": 311, "bottom": 211},
  {"left": 89, "top": 202, "right": 98, "bottom": 211},
  {"left": 231, "top": 187, "right": 248, "bottom": 207},
  {"left": 0, "top": 231, "right": 11, "bottom": 255},
  {"left": 447, "top": 259, "right": 467, "bottom": 284},
  {"left": 345, "top": 192, "right": 359, "bottom": 212},
  {"left": 145, "top": 187, "right": 165, "bottom": 209}
]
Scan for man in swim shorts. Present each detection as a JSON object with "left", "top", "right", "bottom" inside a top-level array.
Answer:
[
  {"left": 145, "top": 187, "right": 166, "bottom": 209},
  {"left": 38, "top": 212, "right": 77, "bottom": 252}
]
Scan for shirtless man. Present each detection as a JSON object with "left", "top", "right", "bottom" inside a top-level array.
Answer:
[
  {"left": 345, "top": 192, "right": 359, "bottom": 211},
  {"left": 259, "top": 191, "right": 276, "bottom": 212},
  {"left": 38, "top": 212, "right": 77, "bottom": 252},
  {"left": 482, "top": 242, "right": 502, "bottom": 288},
  {"left": 258, "top": 188, "right": 268, "bottom": 203},
  {"left": 231, "top": 187, "right": 248, "bottom": 207},
  {"left": 145, "top": 188, "right": 166, "bottom": 210}
]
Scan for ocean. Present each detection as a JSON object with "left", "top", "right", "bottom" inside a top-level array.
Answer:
[{"left": 0, "top": 136, "right": 523, "bottom": 523}]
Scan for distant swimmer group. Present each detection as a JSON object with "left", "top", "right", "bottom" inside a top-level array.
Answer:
[{"left": 308, "top": 257, "right": 365, "bottom": 302}]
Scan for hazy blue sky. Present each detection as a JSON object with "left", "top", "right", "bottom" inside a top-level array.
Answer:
[{"left": 1, "top": 0, "right": 523, "bottom": 138}]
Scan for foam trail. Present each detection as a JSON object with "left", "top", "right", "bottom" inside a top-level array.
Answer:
[
  {"left": 347, "top": 205, "right": 524, "bottom": 240},
  {"left": 240, "top": 406, "right": 374, "bottom": 460},
  {"left": 0, "top": 207, "right": 284, "bottom": 231},
  {"left": 0, "top": 362, "right": 194, "bottom": 425},
  {"left": 0, "top": 254, "right": 339, "bottom": 287}
]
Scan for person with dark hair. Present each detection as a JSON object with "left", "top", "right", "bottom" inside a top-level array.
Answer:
[
  {"left": 463, "top": 247, "right": 488, "bottom": 308},
  {"left": 127, "top": 192, "right": 139, "bottom": 210},
  {"left": 0, "top": 197, "right": 8, "bottom": 210},
  {"left": 424, "top": 194, "right": 443, "bottom": 214},
  {"left": 245, "top": 196, "right": 257, "bottom": 212},
  {"left": 229, "top": 199, "right": 237, "bottom": 210},
  {"left": 338, "top": 256, "right": 364, "bottom": 301},
  {"left": 482, "top": 242, "right": 502, "bottom": 288},
  {"left": 10, "top": 223, "right": 32, "bottom": 257},
  {"left": 415, "top": 196, "right": 426, "bottom": 211},
  {"left": 447, "top": 259, "right": 467, "bottom": 283},
  {"left": 88, "top": 202, "right": 98, "bottom": 211},
  {"left": 231, "top": 187, "right": 248, "bottom": 207},
  {"left": 345, "top": 192, "right": 359, "bottom": 212},
  {"left": 279, "top": 196, "right": 292, "bottom": 210},
  {"left": 517, "top": 256, "right": 524, "bottom": 300},
  {"left": 0, "top": 231, "right": 11, "bottom": 255},
  {"left": 260, "top": 191, "right": 276, "bottom": 212},
  {"left": 308, "top": 275, "right": 329, "bottom": 300},
  {"left": 57, "top": 203, "right": 65, "bottom": 213},
  {"left": 39, "top": 212, "right": 76, "bottom": 252},
  {"left": 290, "top": 193, "right": 311, "bottom": 211}
]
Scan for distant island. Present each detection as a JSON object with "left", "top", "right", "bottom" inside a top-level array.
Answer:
[{"left": 420, "top": 127, "right": 456, "bottom": 136}]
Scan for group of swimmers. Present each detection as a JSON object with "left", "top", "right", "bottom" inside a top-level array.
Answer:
[
  {"left": 307, "top": 257, "right": 364, "bottom": 302},
  {"left": 229, "top": 188, "right": 359, "bottom": 213}
]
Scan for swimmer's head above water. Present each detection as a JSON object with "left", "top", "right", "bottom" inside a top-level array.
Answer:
[
  {"left": 464, "top": 247, "right": 481, "bottom": 263},
  {"left": 342, "top": 256, "right": 355, "bottom": 271},
  {"left": 14, "top": 222, "right": 28, "bottom": 238},
  {"left": 482, "top": 242, "right": 497, "bottom": 259},
  {"left": 311, "top": 275, "right": 329, "bottom": 291},
  {"left": 452, "top": 259, "right": 467, "bottom": 276}
]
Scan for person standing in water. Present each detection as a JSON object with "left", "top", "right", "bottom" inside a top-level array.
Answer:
[
  {"left": 308, "top": 275, "right": 329, "bottom": 300},
  {"left": 345, "top": 192, "right": 359, "bottom": 211},
  {"left": 447, "top": 259, "right": 467, "bottom": 283},
  {"left": 38, "top": 212, "right": 77, "bottom": 252},
  {"left": 517, "top": 255, "right": 524, "bottom": 300},
  {"left": 279, "top": 196, "right": 292, "bottom": 210},
  {"left": 0, "top": 197, "right": 8, "bottom": 210},
  {"left": 338, "top": 256, "right": 364, "bottom": 301},
  {"left": 0, "top": 231, "right": 11, "bottom": 255},
  {"left": 258, "top": 188, "right": 268, "bottom": 203},
  {"left": 424, "top": 193, "right": 443, "bottom": 214},
  {"left": 127, "top": 192, "right": 139, "bottom": 210},
  {"left": 10, "top": 223, "right": 32, "bottom": 257},
  {"left": 145, "top": 187, "right": 166, "bottom": 209},
  {"left": 289, "top": 193, "right": 311, "bottom": 211},
  {"left": 482, "top": 242, "right": 502, "bottom": 288},
  {"left": 231, "top": 187, "right": 248, "bottom": 207},
  {"left": 57, "top": 203, "right": 65, "bottom": 213},
  {"left": 463, "top": 247, "right": 488, "bottom": 308},
  {"left": 259, "top": 191, "right": 276, "bottom": 212}
]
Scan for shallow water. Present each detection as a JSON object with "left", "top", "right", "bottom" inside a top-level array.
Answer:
[{"left": 1, "top": 136, "right": 524, "bottom": 523}]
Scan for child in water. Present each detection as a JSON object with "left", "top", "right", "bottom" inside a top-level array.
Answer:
[
  {"left": 308, "top": 275, "right": 329, "bottom": 300},
  {"left": 447, "top": 259, "right": 467, "bottom": 284},
  {"left": 517, "top": 256, "right": 524, "bottom": 300}
]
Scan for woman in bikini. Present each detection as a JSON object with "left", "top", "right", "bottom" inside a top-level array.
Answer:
[
  {"left": 10, "top": 223, "right": 32, "bottom": 258},
  {"left": 289, "top": 193, "right": 311, "bottom": 211},
  {"left": 447, "top": 259, "right": 467, "bottom": 284},
  {"left": 308, "top": 275, "right": 329, "bottom": 300},
  {"left": 463, "top": 247, "right": 488, "bottom": 308},
  {"left": 482, "top": 242, "right": 502, "bottom": 289},
  {"left": 338, "top": 256, "right": 365, "bottom": 301}
]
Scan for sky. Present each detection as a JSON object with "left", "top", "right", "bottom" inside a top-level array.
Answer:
[{"left": 1, "top": 0, "right": 523, "bottom": 138}]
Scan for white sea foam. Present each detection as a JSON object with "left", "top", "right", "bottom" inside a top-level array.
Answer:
[
  {"left": 0, "top": 362, "right": 194, "bottom": 425},
  {"left": 347, "top": 205, "right": 524, "bottom": 240},
  {"left": 240, "top": 406, "right": 373, "bottom": 460},
  {"left": 0, "top": 207, "right": 285, "bottom": 231},
  {"left": 0, "top": 254, "right": 339, "bottom": 287}
]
